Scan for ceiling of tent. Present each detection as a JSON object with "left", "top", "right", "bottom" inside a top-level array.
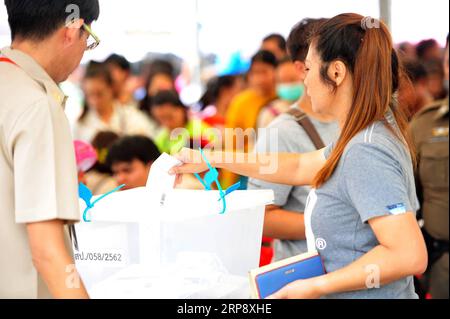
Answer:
[{"left": 0, "top": 0, "right": 448, "bottom": 63}]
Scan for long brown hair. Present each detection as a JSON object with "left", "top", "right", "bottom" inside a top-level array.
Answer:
[{"left": 311, "top": 13, "right": 416, "bottom": 188}]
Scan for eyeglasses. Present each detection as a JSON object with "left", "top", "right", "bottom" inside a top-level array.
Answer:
[{"left": 82, "top": 23, "right": 100, "bottom": 51}]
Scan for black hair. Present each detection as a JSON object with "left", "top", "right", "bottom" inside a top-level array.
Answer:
[
  {"left": 403, "top": 59, "right": 429, "bottom": 83},
  {"left": 139, "top": 60, "right": 176, "bottom": 115},
  {"left": 5, "top": 0, "right": 100, "bottom": 41},
  {"left": 251, "top": 50, "right": 278, "bottom": 69},
  {"left": 287, "top": 18, "right": 328, "bottom": 62},
  {"left": 416, "top": 39, "right": 439, "bottom": 60},
  {"left": 106, "top": 135, "right": 161, "bottom": 168},
  {"left": 151, "top": 90, "right": 188, "bottom": 126},
  {"left": 263, "top": 34, "right": 287, "bottom": 53},
  {"left": 424, "top": 58, "right": 445, "bottom": 77},
  {"left": 105, "top": 54, "right": 131, "bottom": 72},
  {"left": 146, "top": 59, "right": 176, "bottom": 79},
  {"left": 79, "top": 61, "right": 114, "bottom": 123},
  {"left": 151, "top": 90, "right": 186, "bottom": 109},
  {"left": 90, "top": 131, "right": 120, "bottom": 174},
  {"left": 199, "top": 75, "right": 237, "bottom": 110},
  {"left": 83, "top": 61, "right": 114, "bottom": 85}
]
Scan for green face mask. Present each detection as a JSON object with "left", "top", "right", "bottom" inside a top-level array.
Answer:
[{"left": 276, "top": 83, "right": 305, "bottom": 102}]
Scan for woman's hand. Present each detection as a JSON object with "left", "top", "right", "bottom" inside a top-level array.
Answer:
[
  {"left": 267, "top": 278, "right": 324, "bottom": 299},
  {"left": 169, "top": 148, "right": 211, "bottom": 176}
]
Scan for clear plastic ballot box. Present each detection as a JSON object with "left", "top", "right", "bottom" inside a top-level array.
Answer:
[{"left": 72, "top": 154, "right": 274, "bottom": 298}]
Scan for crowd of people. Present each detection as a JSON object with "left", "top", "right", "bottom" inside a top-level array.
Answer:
[{"left": 1, "top": 0, "right": 448, "bottom": 300}]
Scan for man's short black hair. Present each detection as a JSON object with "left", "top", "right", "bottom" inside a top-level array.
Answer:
[
  {"left": 251, "top": 50, "right": 278, "bottom": 69},
  {"left": 5, "top": 0, "right": 100, "bottom": 41},
  {"left": 263, "top": 34, "right": 287, "bottom": 53},
  {"left": 106, "top": 136, "right": 161, "bottom": 167},
  {"left": 287, "top": 18, "right": 328, "bottom": 62},
  {"left": 105, "top": 54, "right": 131, "bottom": 72}
]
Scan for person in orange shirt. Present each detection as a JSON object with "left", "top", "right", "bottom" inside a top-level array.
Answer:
[{"left": 223, "top": 50, "right": 278, "bottom": 187}]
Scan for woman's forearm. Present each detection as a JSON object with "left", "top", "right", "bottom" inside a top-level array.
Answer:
[
  {"left": 207, "top": 149, "right": 325, "bottom": 186},
  {"left": 213, "top": 151, "right": 301, "bottom": 184}
]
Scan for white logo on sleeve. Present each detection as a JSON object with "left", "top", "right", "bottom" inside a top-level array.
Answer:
[
  {"left": 315, "top": 238, "right": 327, "bottom": 251},
  {"left": 305, "top": 189, "right": 318, "bottom": 253}
]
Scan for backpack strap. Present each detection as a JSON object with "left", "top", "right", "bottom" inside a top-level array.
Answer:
[{"left": 287, "top": 108, "right": 326, "bottom": 150}]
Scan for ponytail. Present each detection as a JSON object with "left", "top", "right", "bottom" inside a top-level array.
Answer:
[{"left": 311, "top": 13, "right": 416, "bottom": 188}]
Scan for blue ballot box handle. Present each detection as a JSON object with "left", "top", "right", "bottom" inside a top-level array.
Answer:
[
  {"left": 78, "top": 183, "right": 126, "bottom": 222},
  {"left": 193, "top": 148, "right": 240, "bottom": 214}
]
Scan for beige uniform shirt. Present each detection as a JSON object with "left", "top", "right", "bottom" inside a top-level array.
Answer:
[{"left": 0, "top": 47, "right": 80, "bottom": 298}]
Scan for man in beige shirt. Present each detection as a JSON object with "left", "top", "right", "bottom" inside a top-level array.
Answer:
[{"left": 0, "top": 0, "right": 100, "bottom": 299}]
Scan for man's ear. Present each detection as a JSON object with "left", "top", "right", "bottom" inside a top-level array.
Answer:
[
  {"left": 294, "top": 61, "right": 307, "bottom": 81},
  {"left": 63, "top": 18, "right": 85, "bottom": 48},
  {"left": 327, "top": 60, "right": 348, "bottom": 87}
]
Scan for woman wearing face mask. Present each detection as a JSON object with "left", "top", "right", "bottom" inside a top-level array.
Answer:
[
  {"left": 171, "top": 13, "right": 428, "bottom": 299},
  {"left": 258, "top": 58, "right": 305, "bottom": 128}
]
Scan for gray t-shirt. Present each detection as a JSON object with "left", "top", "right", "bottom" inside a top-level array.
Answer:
[
  {"left": 305, "top": 113, "right": 420, "bottom": 299},
  {"left": 248, "top": 111, "right": 339, "bottom": 261}
]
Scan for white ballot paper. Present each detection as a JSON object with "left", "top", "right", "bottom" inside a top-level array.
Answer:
[{"left": 146, "top": 153, "right": 182, "bottom": 191}]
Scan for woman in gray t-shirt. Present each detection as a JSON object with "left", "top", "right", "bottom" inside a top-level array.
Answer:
[{"left": 171, "top": 13, "right": 427, "bottom": 299}]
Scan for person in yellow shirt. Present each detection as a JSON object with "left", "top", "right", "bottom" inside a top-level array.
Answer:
[{"left": 223, "top": 50, "right": 278, "bottom": 187}]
